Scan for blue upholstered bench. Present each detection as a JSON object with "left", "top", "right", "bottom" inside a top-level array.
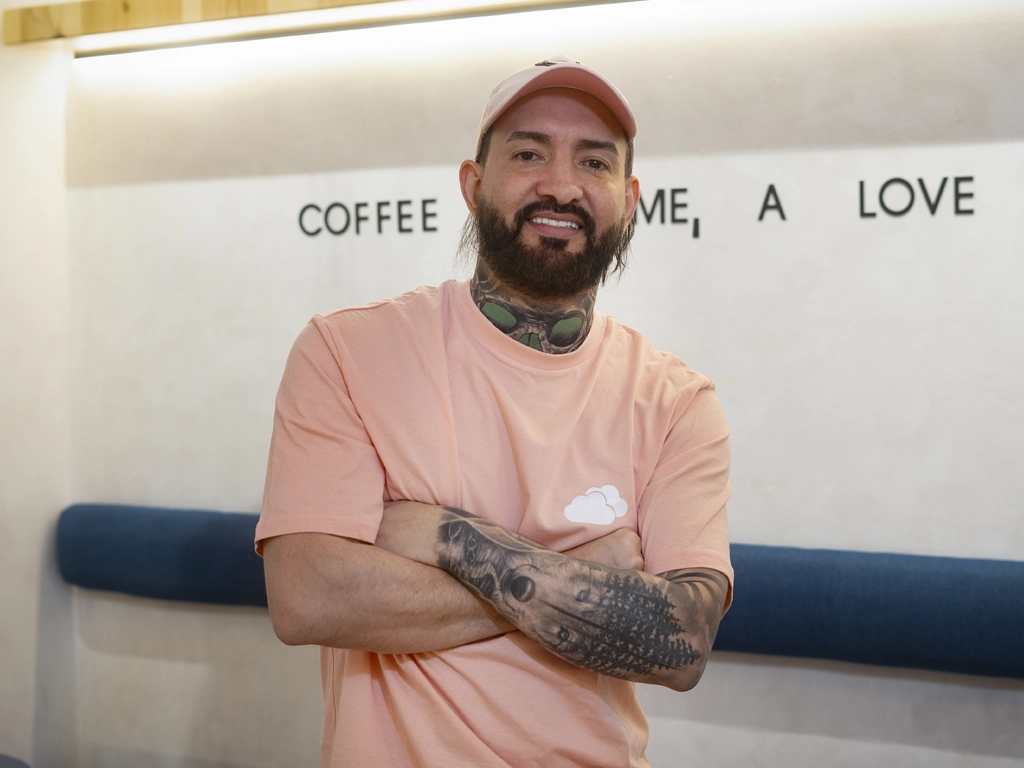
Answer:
[
  {"left": 58, "top": 504, "right": 268, "bottom": 607},
  {"left": 57, "top": 504, "right": 1024, "bottom": 680}
]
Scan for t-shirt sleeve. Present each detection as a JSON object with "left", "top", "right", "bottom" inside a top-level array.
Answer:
[
  {"left": 255, "top": 317, "right": 386, "bottom": 555},
  {"left": 637, "top": 383, "right": 734, "bottom": 610}
]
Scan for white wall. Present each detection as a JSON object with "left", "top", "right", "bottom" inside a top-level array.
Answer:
[
  {"left": 3, "top": 0, "right": 1024, "bottom": 765},
  {"left": 0, "top": 19, "right": 74, "bottom": 768}
]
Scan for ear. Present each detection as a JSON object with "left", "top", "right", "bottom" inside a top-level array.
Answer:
[
  {"left": 459, "top": 160, "right": 484, "bottom": 217},
  {"left": 623, "top": 175, "right": 640, "bottom": 230}
]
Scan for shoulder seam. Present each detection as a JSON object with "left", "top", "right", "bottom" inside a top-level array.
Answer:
[{"left": 317, "top": 283, "right": 445, "bottom": 320}]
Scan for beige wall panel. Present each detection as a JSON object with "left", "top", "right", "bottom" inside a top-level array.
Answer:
[
  {"left": 65, "top": 4, "right": 1024, "bottom": 188},
  {"left": 0, "top": 20, "right": 74, "bottom": 768}
]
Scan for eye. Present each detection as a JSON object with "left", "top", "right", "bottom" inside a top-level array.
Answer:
[
  {"left": 584, "top": 158, "right": 610, "bottom": 171},
  {"left": 515, "top": 150, "right": 540, "bottom": 162}
]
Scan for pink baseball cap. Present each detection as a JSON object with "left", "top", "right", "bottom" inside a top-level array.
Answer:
[{"left": 476, "top": 55, "right": 637, "bottom": 157}]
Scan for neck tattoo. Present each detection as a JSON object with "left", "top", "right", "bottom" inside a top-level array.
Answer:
[{"left": 470, "top": 263, "right": 596, "bottom": 354}]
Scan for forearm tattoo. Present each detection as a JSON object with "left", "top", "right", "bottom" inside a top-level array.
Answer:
[
  {"left": 470, "top": 263, "right": 595, "bottom": 354},
  {"left": 436, "top": 508, "right": 722, "bottom": 681}
]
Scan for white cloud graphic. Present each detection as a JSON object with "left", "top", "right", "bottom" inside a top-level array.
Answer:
[{"left": 563, "top": 485, "right": 629, "bottom": 525}]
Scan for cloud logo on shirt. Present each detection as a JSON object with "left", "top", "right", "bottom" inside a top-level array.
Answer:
[{"left": 563, "top": 485, "right": 629, "bottom": 525}]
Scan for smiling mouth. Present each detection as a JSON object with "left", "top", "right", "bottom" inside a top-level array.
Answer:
[{"left": 530, "top": 217, "right": 580, "bottom": 230}]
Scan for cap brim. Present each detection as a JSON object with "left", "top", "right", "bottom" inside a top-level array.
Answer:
[{"left": 477, "top": 64, "right": 636, "bottom": 156}]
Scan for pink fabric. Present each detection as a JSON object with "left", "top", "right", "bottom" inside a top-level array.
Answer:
[{"left": 257, "top": 280, "right": 733, "bottom": 767}]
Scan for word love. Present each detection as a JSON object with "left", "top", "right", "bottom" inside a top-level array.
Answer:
[
  {"left": 299, "top": 199, "right": 439, "bottom": 236},
  {"left": 859, "top": 176, "right": 974, "bottom": 218}
]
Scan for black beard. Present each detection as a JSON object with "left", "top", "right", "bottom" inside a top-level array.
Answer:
[{"left": 472, "top": 197, "right": 631, "bottom": 301}]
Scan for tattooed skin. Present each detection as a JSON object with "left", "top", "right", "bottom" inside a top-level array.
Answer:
[
  {"left": 471, "top": 263, "right": 595, "bottom": 354},
  {"left": 436, "top": 507, "right": 727, "bottom": 682}
]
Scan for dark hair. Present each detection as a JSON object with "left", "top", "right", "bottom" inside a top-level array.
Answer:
[{"left": 475, "top": 127, "right": 635, "bottom": 178}]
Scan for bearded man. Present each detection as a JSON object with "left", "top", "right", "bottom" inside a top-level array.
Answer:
[{"left": 257, "top": 56, "right": 733, "bottom": 768}]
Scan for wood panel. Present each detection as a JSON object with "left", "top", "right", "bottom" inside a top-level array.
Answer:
[
  {"left": 2, "top": 0, "right": 621, "bottom": 44},
  {"left": 1, "top": 0, "right": 433, "bottom": 43}
]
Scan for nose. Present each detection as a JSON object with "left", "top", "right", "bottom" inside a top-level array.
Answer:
[{"left": 534, "top": 153, "right": 583, "bottom": 206}]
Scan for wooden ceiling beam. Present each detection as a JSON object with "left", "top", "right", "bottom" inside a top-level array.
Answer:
[{"left": 2, "top": 0, "right": 487, "bottom": 44}]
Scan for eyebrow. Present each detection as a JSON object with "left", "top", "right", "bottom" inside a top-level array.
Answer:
[
  {"left": 505, "top": 131, "right": 620, "bottom": 157},
  {"left": 506, "top": 130, "right": 551, "bottom": 145},
  {"left": 576, "top": 139, "right": 619, "bottom": 156}
]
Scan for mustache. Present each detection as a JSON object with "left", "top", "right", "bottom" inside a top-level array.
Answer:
[{"left": 512, "top": 201, "right": 596, "bottom": 237}]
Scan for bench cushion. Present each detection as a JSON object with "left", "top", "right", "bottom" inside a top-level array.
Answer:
[
  {"left": 56, "top": 505, "right": 1024, "bottom": 679},
  {"left": 716, "top": 543, "right": 1024, "bottom": 679},
  {"left": 58, "top": 504, "right": 267, "bottom": 607}
]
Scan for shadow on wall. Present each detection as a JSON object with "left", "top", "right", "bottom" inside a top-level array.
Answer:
[
  {"left": 72, "top": 593, "right": 321, "bottom": 768},
  {"left": 31, "top": 521, "right": 75, "bottom": 768},
  {"left": 640, "top": 651, "right": 1024, "bottom": 762},
  {"left": 77, "top": 745, "right": 258, "bottom": 768}
]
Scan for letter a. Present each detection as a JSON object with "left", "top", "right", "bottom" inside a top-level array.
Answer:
[{"left": 759, "top": 184, "right": 786, "bottom": 221}]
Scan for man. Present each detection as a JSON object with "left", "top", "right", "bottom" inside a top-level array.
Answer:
[{"left": 257, "top": 56, "right": 733, "bottom": 767}]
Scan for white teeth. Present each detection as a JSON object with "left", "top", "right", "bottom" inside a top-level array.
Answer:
[{"left": 531, "top": 217, "right": 579, "bottom": 229}]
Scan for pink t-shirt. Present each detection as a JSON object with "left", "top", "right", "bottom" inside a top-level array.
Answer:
[{"left": 257, "top": 280, "right": 733, "bottom": 768}]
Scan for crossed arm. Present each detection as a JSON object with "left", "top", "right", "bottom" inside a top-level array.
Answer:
[{"left": 264, "top": 501, "right": 728, "bottom": 691}]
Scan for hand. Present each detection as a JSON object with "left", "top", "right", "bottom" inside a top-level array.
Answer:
[{"left": 564, "top": 528, "right": 644, "bottom": 571}]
